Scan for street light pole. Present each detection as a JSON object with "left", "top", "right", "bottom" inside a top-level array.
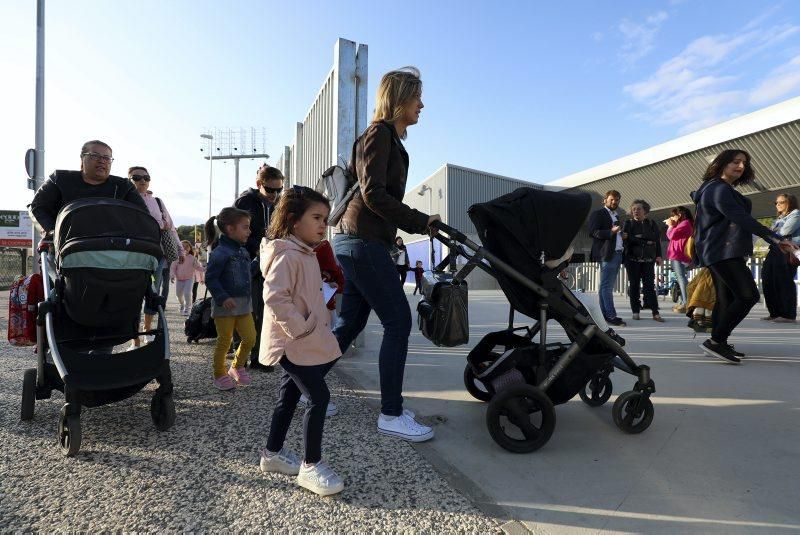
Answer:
[{"left": 200, "top": 134, "right": 213, "bottom": 218}]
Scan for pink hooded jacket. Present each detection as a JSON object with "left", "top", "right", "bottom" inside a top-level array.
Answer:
[
  {"left": 666, "top": 219, "right": 693, "bottom": 264},
  {"left": 258, "top": 236, "right": 341, "bottom": 367}
]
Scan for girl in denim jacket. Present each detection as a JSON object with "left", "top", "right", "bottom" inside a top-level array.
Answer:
[{"left": 204, "top": 207, "right": 256, "bottom": 390}]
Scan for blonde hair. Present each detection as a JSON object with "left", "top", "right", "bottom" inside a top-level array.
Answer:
[{"left": 372, "top": 67, "right": 422, "bottom": 139}]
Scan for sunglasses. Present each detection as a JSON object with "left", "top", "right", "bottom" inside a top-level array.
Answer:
[
  {"left": 264, "top": 186, "right": 282, "bottom": 194},
  {"left": 131, "top": 175, "right": 151, "bottom": 182}
]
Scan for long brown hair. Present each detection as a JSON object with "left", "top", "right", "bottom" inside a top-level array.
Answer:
[
  {"left": 267, "top": 186, "right": 330, "bottom": 239},
  {"left": 702, "top": 149, "right": 755, "bottom": 187},
  {"left": 777, "top": 193, "right": 798, "bottom": 214}
]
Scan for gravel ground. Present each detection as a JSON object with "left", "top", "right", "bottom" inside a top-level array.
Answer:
[{"left": 0, "top": 298, "right": 500, "bottom": 533}]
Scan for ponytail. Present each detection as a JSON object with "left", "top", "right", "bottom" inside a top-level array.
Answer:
[
  {"left": 204, "top": 216, "right": 218, "bottom": 247},
  {"left": 206, "top": 207, "right": 251, "bottom": 246}
]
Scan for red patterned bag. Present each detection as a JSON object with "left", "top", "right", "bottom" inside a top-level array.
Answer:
[{"left": 8, "top": 273, "right": 43, "bottom": 346}]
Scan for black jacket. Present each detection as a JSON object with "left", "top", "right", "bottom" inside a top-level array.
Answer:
[
  {"left": 234, "top": 187, "right": 275, "bottom": 260},
  {"left": 622, "top": 218, "right": 662, "bottom": 262},
  {"left": 588, "top": 207, "right": 623, "bottom": 262},
  {"left": 29, "top": 170, "right": 146, "bottom": 233},
  {"left": 691, "top": 178, "right": 780, "bottom": 267}
]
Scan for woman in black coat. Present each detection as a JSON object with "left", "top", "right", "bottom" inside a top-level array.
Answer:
[{"left": 623, "top": 199, "right": 664, "bottom": 322}]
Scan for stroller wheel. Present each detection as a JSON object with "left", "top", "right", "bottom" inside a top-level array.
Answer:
[
  {"left": 579, "top": 375, "right": 613, "bottom": 407},
  {"left": 612, "top": 391, "right": 654, "bottom": 434},
  {"left": 486, "top": 384, "right": 555, "bottom": 453},
  {"left": 151, "top": 393, "right": 176, "bottom": 431},
  {"left": 21, "top": 368, "right": 37, "bottom": 421},
  {"left": 464, "top": 364, "right": 494, "bottom": 402},
  {"left": 58, "top": 409, "right": 82, "bottom": 457}
]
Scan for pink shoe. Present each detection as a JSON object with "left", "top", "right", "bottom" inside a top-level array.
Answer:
[
  {"left": 213, "top": 375, "right": 237, "bottom": 391},
  {"left": 228, "top": 366, "right": 252, "bottom": 387}
]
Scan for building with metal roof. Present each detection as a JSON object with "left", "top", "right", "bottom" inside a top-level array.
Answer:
[{"left": 550, "top": 96, "right": 800, "bottom": 256}]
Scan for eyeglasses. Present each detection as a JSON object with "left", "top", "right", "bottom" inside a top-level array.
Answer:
[
  {"left": 775, "top": 200, "right": 787, "bottom": 205},
  {"left": 264, "top": 186, "right": 282, "bottom": 194},
  {"left": 131, "top": 175, "right": 151, "bottom": 182},
  {"left": 82, "top": 152, "right": 114, "bottom": 163}
]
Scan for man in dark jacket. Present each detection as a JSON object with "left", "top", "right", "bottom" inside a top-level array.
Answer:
[
  {"left": 233, "top": 164, "right": 284, "bottom": 371},
  {"left": 29, "top": 140, "right": 146, "bottom": 233},
  {"left": 587, "top": 190, "right": 626, "bottom": 326}
]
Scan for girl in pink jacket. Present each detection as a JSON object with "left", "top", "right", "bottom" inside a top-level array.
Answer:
[
  {"left": 665, "top": 206, "right": 694, "bottom": 311},
  {"left": 258, "top": 186, "right": 343, "bottom": 497},
  {"left": 170, "top": 240, "right": 205, "bottom": 315}
]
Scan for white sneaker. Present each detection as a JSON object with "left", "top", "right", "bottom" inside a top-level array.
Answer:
[
  {"left": 144, "top": 335, "right": 155, "bottom": 343},
  {"left": 377, "top": 413, "right": 434, "bottom": 442},
  {"left": 298, "top": 394, "right": 338, "bottom": 417},
  {"left": 296, "top": 461, "right": 344, "bottom": 496},
  {"left": 260, "top": 447, "right": 301, "bottom": 476},
  {"left": 126, "top": 343, "right": 138, "bottom": 352}
]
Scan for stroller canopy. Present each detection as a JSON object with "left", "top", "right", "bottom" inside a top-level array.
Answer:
[
  {"left": 54, "top": 198, "right": 162, "bottom": 270},
  {"left": 468, "top": 187, "right": 591, "bottom": 317}
]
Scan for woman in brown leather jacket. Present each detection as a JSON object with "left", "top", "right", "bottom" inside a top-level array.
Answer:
[{"left": 332, "top": 67, "right": 441, "bottom": 442}]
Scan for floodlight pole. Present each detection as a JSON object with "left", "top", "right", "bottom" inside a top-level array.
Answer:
[
  {"left": 31, "top": 0, "right": 45, "bottom": 270},
  {"left": 200, "top": 134, "right": 213, "bottom": 218}
]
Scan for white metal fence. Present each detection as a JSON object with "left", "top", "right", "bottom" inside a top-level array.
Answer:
[{"left": 563, "top": 257, "right": 800, "bottom": 305}]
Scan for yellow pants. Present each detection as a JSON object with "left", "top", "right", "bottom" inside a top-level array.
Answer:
[{"left": 212, "top": 314, "right": 256, "bottom": 378}]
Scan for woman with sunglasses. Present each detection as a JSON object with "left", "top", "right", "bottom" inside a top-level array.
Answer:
[
  {"left": 129, "top": 166, "right": 183, "bottom": 348},
  {"left": 761, "top": 193, "right": 800, "bottom": 323},
  {"left": 332, "top": 67, "right": 441, "bottom": 443}
]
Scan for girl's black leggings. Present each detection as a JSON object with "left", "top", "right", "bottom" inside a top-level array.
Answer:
[
  {"left": 708, "top": 257, "right": 760, "bottom": 344},
  {"left": 266, "top": 355, "right": 339, "bottom": 464}
]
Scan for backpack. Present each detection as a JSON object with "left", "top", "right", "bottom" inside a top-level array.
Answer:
[
  {"left": 316, "top": 122, "right": 396, "bottom": 227},
  {"left": 8, "top": 273, "right": 44, "bottom": 346}
]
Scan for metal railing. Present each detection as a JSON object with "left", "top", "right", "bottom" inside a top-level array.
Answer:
[
  {"left": 563, "top": 257, "right": 798, "bottom": 303},
  {"left": 0, "top": 247, "right": 30, "bottom": 290}
]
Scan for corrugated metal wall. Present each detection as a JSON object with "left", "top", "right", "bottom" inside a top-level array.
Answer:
[{"left": 568, "top": 120, "right": 800, "bottom": 214}]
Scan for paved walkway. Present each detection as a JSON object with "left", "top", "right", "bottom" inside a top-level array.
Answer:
[
  {"left": 0, "top": 294, "right": 499, "bottom": 532},
  {"left": 338, "top": 289, "right": 800, "bottom": 534}
]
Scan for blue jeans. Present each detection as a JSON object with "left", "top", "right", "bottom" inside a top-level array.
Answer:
[
  {"left": 332, "top": 234, "right": 411, "bottom": 416},
  {"left": 672, "top": 259, "right": 689, "bottom": 305},
  {"left": 144, "top": 257, "right": 170, "bottom": 315},
  {"left": 599, "top": 251, "right": 623, "bottom": 320}
]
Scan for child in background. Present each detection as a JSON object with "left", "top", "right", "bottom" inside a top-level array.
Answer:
[
  {"left": 258, "top": 186, "right": 344, "bottom": 496},
  {"left": 171, "top": 240, "right": 205, "bottom": 315},
  {"left": 412, "top": 260, "right": 425, "bottom": 295},
  {"left": 204, "top": 207, "right": 256, "bottom": 390}
]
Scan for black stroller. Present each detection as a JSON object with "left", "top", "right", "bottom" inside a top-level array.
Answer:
[
  {"left": 20, "top": 198, "right": 175, "bottom": 456},
  {"left": 427, "top": 187, "right": 656, "bottom": 453}
]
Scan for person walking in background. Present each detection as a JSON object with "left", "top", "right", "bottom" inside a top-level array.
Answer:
[
  {"left": 258, "top": 187, "right": 344, "bottom": 496},
  {"left": 412, "top": 260, "right": 425, "bottom": 295},
  {"left": 665, "top": 206, "right": 694, "bottom": 313},
  {"left": 192, "top": 244, "right": 205, "bottom": 303},
  {"left": 588, "top": 190, "right": 626, "bottom": 326},
  {"left": 392, "top": 236, "right": 410, "bottom": 284},
  {"left": 692, "top": 149, "right": 799, "bottom": 363},
  {"left": 171, "top": 240, "right": 205, "bottom": 316},
  {"left": 686, "top": 267, "right": 715, "bottom": 333},
  {"left": 332, "top": 67, "right": 441, "bottom": 442},
  {"left": 234, "top": 165, "right": 284, "bottom": 372},
  {"left": 761, "top": 193, "right": 800, "bottom": 323},
  {"left": 129, "top": 166, "right": 184, "bottom": 347},
  {"left": 622, "top": 199, "right": 664, "bottom": 322},
  {"left": 204, "top": 207, "right": 256, "bottom": 390}
]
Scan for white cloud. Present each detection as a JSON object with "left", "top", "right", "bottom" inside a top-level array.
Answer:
[
  {"left": 618, "top": 11, "right": 669, "bottom": 65},
  {"left": 623, "top": 18, "right": 800, "bottom": 133},
  {"left": 749, "top": 55, "right": 800, "bottom": 104}
]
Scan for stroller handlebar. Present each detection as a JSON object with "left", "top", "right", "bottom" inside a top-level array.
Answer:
[{"left": 430, "top": 220, "right": 467, "bottom": 242}]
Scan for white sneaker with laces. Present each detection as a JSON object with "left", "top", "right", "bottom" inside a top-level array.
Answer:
[
  {"left": 377, "top": 413, "right": 434, "bottom": 442},
  {"left": 260, "top": 447, "right": 301, "bottom": 476},
  {"left": 296, "top": 461, "right": 344, "bottom": 496},
  {"left": 298, "top": 394, "right": 338, "bottom": 417}
]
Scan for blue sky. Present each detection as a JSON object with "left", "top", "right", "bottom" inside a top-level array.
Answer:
[{"left": 3, "top": 0, "right": 800, "bottom": 225}]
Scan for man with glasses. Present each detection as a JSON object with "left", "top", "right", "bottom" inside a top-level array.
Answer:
[
  {"left": 30, "top": 140, "right": 146, "bottom": 234},
  {"left": 233, "top": 164, "right": 285, "bottom": 372}
]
